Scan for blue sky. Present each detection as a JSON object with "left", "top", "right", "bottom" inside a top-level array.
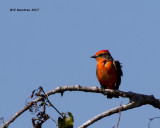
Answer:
[{"left": 0, "top": 0, "right": 160, "bottom": 128}]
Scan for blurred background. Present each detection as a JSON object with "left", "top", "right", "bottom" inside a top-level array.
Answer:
[{"left": 0, "top": 0, "right": 160, "bottom": 127}]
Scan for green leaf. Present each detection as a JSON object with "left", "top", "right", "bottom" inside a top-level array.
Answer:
[{"left": 58, "top": 112, "right": 74, "bottom": 128}]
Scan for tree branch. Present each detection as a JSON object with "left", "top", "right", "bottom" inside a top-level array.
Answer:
[
  {"left": 79, "top": 102, "right": 135, "bottom": 128},
  {"left": 1, "top": 85, "right": 160, "bottom": 128}
]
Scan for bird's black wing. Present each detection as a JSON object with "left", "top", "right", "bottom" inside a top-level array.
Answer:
[{"left": 113, "top": 60, "right": 123, "bottom": 90}]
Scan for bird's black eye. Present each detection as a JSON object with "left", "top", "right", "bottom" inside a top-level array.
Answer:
[{"left": 98, "top": 53, "right": 104, "bottom": 57}]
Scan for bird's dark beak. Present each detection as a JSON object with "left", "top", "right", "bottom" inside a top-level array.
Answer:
[{"left": 91, "top": 55, "right": 97, "bottom": 58}]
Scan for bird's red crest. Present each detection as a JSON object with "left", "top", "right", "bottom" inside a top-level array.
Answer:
[{"left": 95, "top": 50, "right": 110, "bottom": 56}]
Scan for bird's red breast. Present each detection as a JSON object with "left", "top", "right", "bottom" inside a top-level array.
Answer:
[{"left": 96, "top": 59, "right": 117, "bottom": 89}]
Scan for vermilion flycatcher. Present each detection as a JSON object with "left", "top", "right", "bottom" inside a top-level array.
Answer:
[{"left": 91, "top": 50, "right": 123, "bottom": 98}]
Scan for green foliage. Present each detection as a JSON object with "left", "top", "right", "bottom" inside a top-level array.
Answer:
[{"left": 58, "top": 112, "right": 74, "bottom": 128}]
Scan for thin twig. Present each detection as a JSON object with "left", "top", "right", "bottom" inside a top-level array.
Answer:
[
  {"left": 0, "top": 117, "right": 4, "bottom": 124},
  {"left": 40, "top": 86, "right": 63, "bottom": 117},
  {"left": 112, "top": 102, "right": 122, "bottom": 128},
  {"left": 48, "top": 116, "right": 58, "bottom": 125},
  {"left": 148, "top": 117, "right": 160, "bottom": 128},
  {"left": 117, "top": 102, "right": 122, "bottom": 128}
]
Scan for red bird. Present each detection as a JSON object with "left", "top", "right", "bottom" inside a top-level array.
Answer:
[{"left": 91, "top": 50, "right": 123, "bottom": 98}]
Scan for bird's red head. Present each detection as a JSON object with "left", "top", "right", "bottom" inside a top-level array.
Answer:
[
  {"left": 91, "top": 50, "right": 111, "bottom": 59},
  {"left": 95, "top": 50, "right": 110, "bottom": 56}
]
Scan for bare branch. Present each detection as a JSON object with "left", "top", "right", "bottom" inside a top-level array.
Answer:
[
  {"left": 1, "top": 85, "right": 160, "bottom": 128},
  {"left": 79, "top": 102, "right": 136, "bottom": 128}
]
